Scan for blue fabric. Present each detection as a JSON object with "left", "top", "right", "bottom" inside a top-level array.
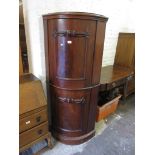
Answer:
[
  {"left": 20, "top": 140, "right": 47, "bottom": 155},
  {"left": 20, "top": 148, "right": 33, "bottom": 155}
]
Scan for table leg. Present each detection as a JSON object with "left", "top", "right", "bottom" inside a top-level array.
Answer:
[{"left": 46, "top": 133, "right": 53, "bottom": 149}]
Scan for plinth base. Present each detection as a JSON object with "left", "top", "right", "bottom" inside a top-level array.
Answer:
[{"left": 52, "top": 130, "right": 95, "bottom": 145}]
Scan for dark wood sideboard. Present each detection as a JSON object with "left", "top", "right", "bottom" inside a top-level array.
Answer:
[
  {"left": 99, "top": 33, "right": 135, "bottom": 97},
  {"left": 96, "top": 33, "right": 135, "bottom": 122},
  {"left": 43, "top": 12, "right": 108, "bottom": 144},
  {"left": 114, "top": 33, "right": 135, "bottom": 96},
  {"left": 100, "top": 65, "right": 134, "bottom": 98}
]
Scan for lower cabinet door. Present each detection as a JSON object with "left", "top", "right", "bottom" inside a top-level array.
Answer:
[
  {"left": 50, "top": 85, "right": 99, "bottom": 138},
  {"left": 51, "top": 88, "right": 90, "bottom": 137},
  {"left": 19, "top": 122, "right": 48, "bottom": 147}
]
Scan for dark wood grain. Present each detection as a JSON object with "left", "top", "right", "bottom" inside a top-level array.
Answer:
[
  {"left": 100, "top": 65, "right": 134, "bottom": 85},
  {"left": 114, "top": 33, "right": 135, "bottom": 69},
  {"left": 43, "top": 12, "right": 108, "bottom": 144},
  {"left": 114, "top": 33, "right": 135, "bottom": 96},
  {"left": 100, "top": 65, "right": 134, "bottom": 98},
  {"left": 92, "top": 21, "right": 107, "bottom": 84},
  {"left": 43, "top": 12, "right": 108, "bottom": 21}
]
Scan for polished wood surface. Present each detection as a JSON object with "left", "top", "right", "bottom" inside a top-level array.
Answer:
[
  {"left": 100, "top": 65, "right": 134, "bottom": 85},
  {"left": 20, "top": 122, "right": 48, "bottom": 147},
  {"left": 19, "top": 74, "right": 52, "bottom": 153},
  {"left": 20, "top": 108, "right": 47, "bottom": 133},
  {"left": 92, "top": 21, "right": 106, "bottom": 84},
  {"left": 43, "top": 12, "right": 108, "bottom": 144},
  {"left": 114, "top": 33, "right": 135, "bottom": 96},
  {"left": 43, "top": 12, "right": 108, "bottom": 21},
  {"left": 100, "top": 65, "right": 134, "bottom": 98},
  {"left": 19, "top": 74, "right": 47, "bottom": 115},
  {"left": 20, "top": 106, "right": 46, "bottom": 119},
  {"left": 19, "top": 73, "right": 40, "bottom": 83}
]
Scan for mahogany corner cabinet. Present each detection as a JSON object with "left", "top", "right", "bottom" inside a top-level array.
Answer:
[{"left": 43, "top": 12, "right": 108, "bottom": 145}]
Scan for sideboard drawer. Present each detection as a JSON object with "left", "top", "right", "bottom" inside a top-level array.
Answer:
[
  {"left": 19, "top": 109, "right": 47, "bottom": 133},
  {"left": 107, "top": 78, "right": 126, "bottom": 90},
  {"left": 96, "top": 95, "right": 121, "bottom": 122},
  {"left": 19, "top": 122, "right": 48, "bottom": 147}
]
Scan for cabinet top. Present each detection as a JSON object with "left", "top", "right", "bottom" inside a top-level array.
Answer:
[
  {"left": 19, "top": 73, "right": 39, "bottom": 84},
  {"left": 43, "top": 12, "right": 108, "bottom": 21}
]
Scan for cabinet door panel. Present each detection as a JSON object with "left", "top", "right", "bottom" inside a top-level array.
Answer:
[
  {"left": 51, "top": 88, "right": 90, "bottom": 136},
  {"left": 55, "top": 36, "right": 86, "bottom": 80},
  {"left": 48, "top": 19, "right": 96, "bottom": 88}
]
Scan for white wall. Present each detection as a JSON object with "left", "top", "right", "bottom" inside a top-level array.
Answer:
[{"left": 22, "top": 0, "right": 134, "bottom": 93}]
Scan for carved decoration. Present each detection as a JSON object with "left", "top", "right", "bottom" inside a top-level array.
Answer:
[
  {"left": 58, "top": 97, "right": 85, "bottom": 104},
  {"left": 53, "top": 30, "right": 89, "bottom": 38}
]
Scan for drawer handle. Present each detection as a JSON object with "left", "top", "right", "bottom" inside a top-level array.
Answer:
[
  {"left": 37, "top": 129, "right": 43, "bottom": 135},
  {"left": 25, "top": 120, "right": 30, "bottom": 125},
  {"left": 36, "top": 116, "right": 41, "bottom": 123}
]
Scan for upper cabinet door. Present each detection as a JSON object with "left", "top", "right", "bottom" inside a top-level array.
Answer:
[{"left": 48, "top": 19, "right": 96, "bottom": 88}]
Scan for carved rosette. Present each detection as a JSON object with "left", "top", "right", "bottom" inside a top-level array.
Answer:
[{"left": 58, "top": 97, "right": 85, "bottom": 104}]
